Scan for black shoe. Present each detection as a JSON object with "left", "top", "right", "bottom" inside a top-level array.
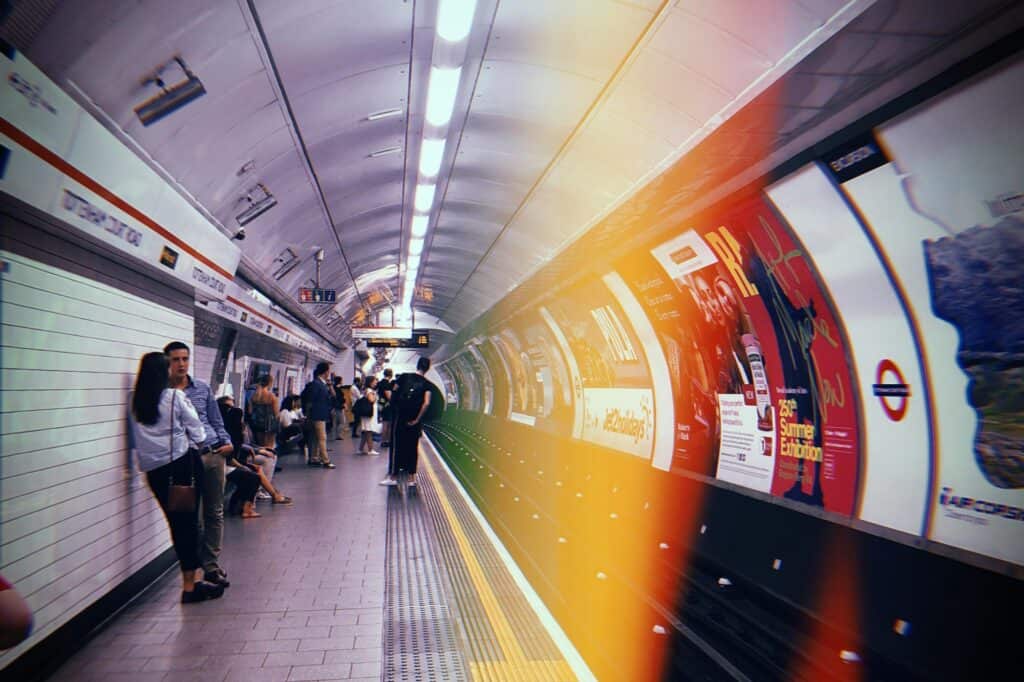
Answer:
[
  {"left": 307, "top": 460, "right": 322, "bottom": 467},
  {"left": 203, "top": 571, "right": 230, "bottom": 588},
  {"left": 323, "top": 462, "right": 337, "bottom": 469},
  {"left": 182, "top": 581, "right": 224, "bottom": 603}
]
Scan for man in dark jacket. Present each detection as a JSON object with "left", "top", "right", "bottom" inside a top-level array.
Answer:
[
  {"left": 381, "top": 357, "right": 432, "bottom": 487},
  {"left": 301, "top": 361, "right": 335, "bottom": 469}
]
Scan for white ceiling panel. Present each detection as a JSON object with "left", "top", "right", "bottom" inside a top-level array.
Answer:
[
  {"left": 484, "top": 0, "right": 654, "bottom": 81},
  {"left": 649, "top": 8, "right": 771, "bottom": 96},
  {"left": 624, "top": 48, "right": 732, "bottom": 126},
  {"left": 678, "top": 0, "right": 822, "bottom": 64},
  {"left": 471, "top": 60, "right": 601, "bottom": 126},
  {"left": 257, "top": 0, "right": 412, "bottom": 98}
]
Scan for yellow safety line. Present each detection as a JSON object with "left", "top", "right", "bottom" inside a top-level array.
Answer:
[{"left": 422, "top": 452, "right": 576, "bottom": 681}]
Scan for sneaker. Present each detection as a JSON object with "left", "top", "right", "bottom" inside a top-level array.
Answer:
[
  {"left": 379, "top": 478, "right": 398, "bottom": 486},
  {"left": 203, "top": 571, "right": 230, "bottom": 588},
  {"left": 323, "top": 462, "right": 337, "bottom": 469},
  {"left": 369, "top": 450, "right": 381, "bottom": 456},
  {"left": 255, "top": 490, "right": 272, "bottom": 501},
  {"left": 182, "top": 581, "right": 224, "bottom": 603}
]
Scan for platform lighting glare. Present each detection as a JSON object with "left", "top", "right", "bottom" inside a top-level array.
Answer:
[
  {"left": 437, "top": 0, "right": 477, "bottom": 42},
  {"left": 425, "top": 66, "right": 462, "bottom": 126},
  {"left": 411, "top": 215, "right": 429, "bottom": 238},
  {"left": 407, "top": 254, "right": 422, "bottom": 271},
  {"left": 419, "top": 138, "right": 446, "bottom": 177},
  {"left": 409, "top": 238, "right": 425, "bottom": 257},
  {"left": 415, "top": 183, "right": 436, "bottom": 212}
]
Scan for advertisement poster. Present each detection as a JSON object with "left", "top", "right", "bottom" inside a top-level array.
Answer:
[
  {"left": 546, "top": 277, "right": 653, "bottom": 458},
  {"left": 478, "top": 339, "right": 511, "bottom": 419},
  {"left": 466, "top": 345, "right": 494, "bottom": 415},
  {"left": 449, "top": 353, "right": 480, "bottom": 412},
  {"left": 837, "top": 55, "right": 1024, "bottom": 563},
  {"left": 621, "top": 195, "right": 860, "bottom": 514},
  {"left": 520, "top": 311, "right": 575, "bottom": 437},
  {"left": 492, "top": 327, "right": 538, "bottom": 426}
]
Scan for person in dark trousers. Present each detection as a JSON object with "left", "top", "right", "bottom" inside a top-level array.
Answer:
[
  {"left": 380, "top": 357, "right": 432, "bottom": 487},
  {"left": 164, "top": 341, "right": 234, "bottom": 589},
  {"left": 129, "top": 352, "right": 223, "bottom": 603},
  {"left": 301, "top": 361, "right": 336, "bottom": 469}
]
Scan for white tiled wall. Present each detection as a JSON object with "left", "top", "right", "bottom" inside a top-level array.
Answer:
[{"left": 0, "top": 250, "right": 194, "bottom": 668}]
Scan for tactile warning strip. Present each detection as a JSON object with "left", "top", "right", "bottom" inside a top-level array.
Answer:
[
  {"left": 384, "top": 474, "right": 470, "bottom": 682},
  {"left": 418, "top": 445, "right": 575, "bottom": 681}
]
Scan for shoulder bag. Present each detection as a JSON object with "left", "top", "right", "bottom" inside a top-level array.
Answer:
[{"left": 166, "top": 391, "right": 198, "bottom": 513}]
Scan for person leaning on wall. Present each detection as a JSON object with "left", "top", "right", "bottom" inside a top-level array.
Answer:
[
  {"left": 0, "top": 573, "right": 32, "bottom": 649},
  {"left": 128, "top": 352, "right": 224, "bottom": 603}
]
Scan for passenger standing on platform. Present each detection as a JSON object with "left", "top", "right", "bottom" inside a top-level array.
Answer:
[
  {"left": 130, "top": 352, "right": 223, "bottom": 603},
  {"left": 358, "top": 385, "right": 381, "bottom": 455},
  {"left": 380, "top": 357, "right": 432, "bottom": 487},
  {"left": 349, "top": 377, "right": 363, "bottom": 438},
  {"left": 379, "top": 369, "right": 395, "bottom": 448},
  {"left": 332, "top": 376, "right": 347, "bottom": 440},
  {"left": 164, "top": 341, "right": 233, "bottom": 590},
  {"left": 250, "top": 374, "right": 279, "bottom": 449},
  {"left": 301, "top": 362, "right": 336, "bottom": 469}
]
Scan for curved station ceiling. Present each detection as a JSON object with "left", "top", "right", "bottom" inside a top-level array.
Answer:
[{"left": 10, "top": 0, "right": 1023, "bottom": 352}]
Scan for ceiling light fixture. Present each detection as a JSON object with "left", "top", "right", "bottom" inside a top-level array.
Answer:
[
  {"left": 367, "top": 107, "right": 403, "bottom": 121},
  {"left": 419, "top": 138, "right": 446, "bottom": 177},
  {"left": 411, "top": 215, "right": 428, "bottom": 238},
  {"left": 368, "top": 145, "right": 402, "bottom": 158},
  {"left": 409, "top": 238, "right": 424, "bottom": 256},
  {"left": 414, "top": 184, "right": 436, "bottom": 212},
  {"left": 437, "top": 0, "right": 477, "bottom": 42},
  {"left": 425, "top": 66, "right": 462, "bottom": 127}
]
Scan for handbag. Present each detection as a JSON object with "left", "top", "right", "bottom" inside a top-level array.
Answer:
[{"left": 166, "top": 391, "right": 198, "bottom": 513}]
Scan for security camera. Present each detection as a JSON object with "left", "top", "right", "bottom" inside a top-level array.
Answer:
[
  {"left": 232, "top": 228, "right": 246, "bottom": 241},
  {"left": 315, "top": 248, "right": 325, "bottom": 263}
]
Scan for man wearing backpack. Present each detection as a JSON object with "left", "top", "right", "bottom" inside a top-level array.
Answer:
[
  {"left": 380, "top": 357, "right": 432, "bottom": 487},
  {"left": 301, "top": 362, "right": 336, "bottom": 469}
]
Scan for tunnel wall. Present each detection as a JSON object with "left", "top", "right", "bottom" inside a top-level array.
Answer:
[{"left": 430, "top": 49, "right": 1024, "bottom": 679}]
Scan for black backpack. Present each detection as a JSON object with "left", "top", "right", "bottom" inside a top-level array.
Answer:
[{"left": 354, "top": 396, "right": 372, "bottom": 418}]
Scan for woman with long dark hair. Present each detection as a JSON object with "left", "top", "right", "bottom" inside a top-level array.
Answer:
[{"left": 129, "top": 352, "right": 223, "bottom": 603}]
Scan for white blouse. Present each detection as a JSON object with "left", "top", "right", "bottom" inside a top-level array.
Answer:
[{"left": 130, "top": 389, "right": 206, "bottom": 472}]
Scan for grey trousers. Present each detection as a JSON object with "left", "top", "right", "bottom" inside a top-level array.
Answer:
[{"left": 198, "top": 451, "right": 226, "bottom": 574}]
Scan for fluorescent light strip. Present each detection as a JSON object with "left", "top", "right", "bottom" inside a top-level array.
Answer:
[
  {"left": 411, "top": 215, "right": 429, "bottom": 238},
  {"left": 425, "top": 66, "right": 462, "bottom": 127},
  {"left": 437, "top": 0, "right": 477, "bottom": 43},
  {"left": 409, "top": 238, "right": 424, "bottom": 256},
  {"left": 419, "top": 138, "right": 446, "bottom": 177},
  {"left": 415, "top": 184, "right": 436, "bottom": 212}
]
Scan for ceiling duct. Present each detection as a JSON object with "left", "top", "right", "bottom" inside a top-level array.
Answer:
[
  {"left": 271, "top": 247, "right": 299, "bottom": 280},
  {"left": 235, "top": 182, "right": 277, "bottom": 226},
  {"left": 134, "top": 56, "right": 206, "bottom": 126}
]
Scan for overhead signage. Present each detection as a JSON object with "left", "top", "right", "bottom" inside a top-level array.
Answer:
[
  {"left": 366, "top": 331, "right": 429, "bottom": 348},
  {"left": 352, "top": 326, "right": 413, "bottom": 340},
  {"left": 299, "top": 287, "right": 336, "bottom": 303}
]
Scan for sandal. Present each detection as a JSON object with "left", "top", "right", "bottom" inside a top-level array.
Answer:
[
  {"left": 241, "top": 510, "right": 262, "bottom": 519},
  {"left": 272, "top": 496, "right": 293, "bottom": 505}
]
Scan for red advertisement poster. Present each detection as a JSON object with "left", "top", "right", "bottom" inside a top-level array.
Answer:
[{"left": 621, "top": 194, "right": 861, "bottom": 514}]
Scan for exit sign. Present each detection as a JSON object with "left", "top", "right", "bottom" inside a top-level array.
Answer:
[{"left": 299, "top": 287, "right": 336, "bottom": 303}]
